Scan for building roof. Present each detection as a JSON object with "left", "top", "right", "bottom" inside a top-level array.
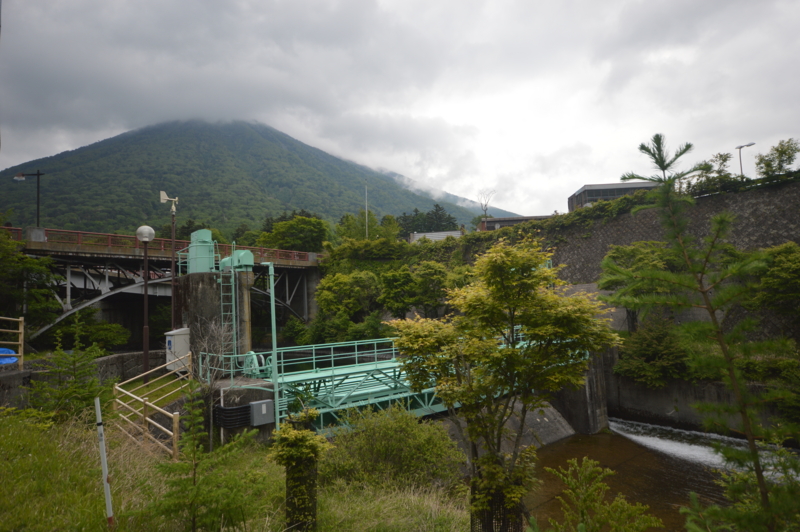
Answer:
[{"left": 569, "top": 181, "right": 658, "bottom": 197}]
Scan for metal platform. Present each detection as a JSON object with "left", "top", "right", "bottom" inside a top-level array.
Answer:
[{"left": 198, "top": 338, "right": 445, "bottom": 431}]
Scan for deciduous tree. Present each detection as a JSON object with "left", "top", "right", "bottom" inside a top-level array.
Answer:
[{"left": 393, "top": 237, "right": 618, "bottom": 531}]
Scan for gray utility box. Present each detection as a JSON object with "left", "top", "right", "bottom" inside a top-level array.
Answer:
[
  {"left": 250, "top": 400, "right": 275, "bottom": 426},
  {"left": 165, "top": 328, "right": 191, "bottom": 371}
]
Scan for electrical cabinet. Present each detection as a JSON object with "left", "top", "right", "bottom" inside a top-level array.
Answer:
[{"left": 165, "top": 328, "right": 190, "bottom": 371}]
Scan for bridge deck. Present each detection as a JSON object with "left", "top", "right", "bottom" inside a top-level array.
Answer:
[{"left": 4, "top": 226, "right": 319, "bottom": 268}]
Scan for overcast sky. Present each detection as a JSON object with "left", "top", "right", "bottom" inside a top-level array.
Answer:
[{"left": 1, "top": 0, "right": 797, "bottom": 215}]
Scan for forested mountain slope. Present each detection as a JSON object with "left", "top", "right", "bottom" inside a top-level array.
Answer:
[{"left": 0, "top": 121, "right": 517, "bottom": 235}]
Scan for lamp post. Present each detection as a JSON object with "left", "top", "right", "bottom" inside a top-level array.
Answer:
[
  {"left": 735, "top": 142, "right": 755, "bottom": 177},
  {"left": 160, "top": 192, "right": 179, "bottom": 329},
  {"left": 12, "top": 170, "right": 46, "bottom": 227},
  {"left": 136, "top": 225, "right": 155, "bottom": 383}
]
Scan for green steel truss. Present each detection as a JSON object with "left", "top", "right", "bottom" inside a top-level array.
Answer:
[{"left": 198, "top": 337, "right": 446, "bottom": 431}]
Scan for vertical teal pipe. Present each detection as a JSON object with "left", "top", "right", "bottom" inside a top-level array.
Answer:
[{"left": 268, "top": 263, "right": 280, "bottom": 429}]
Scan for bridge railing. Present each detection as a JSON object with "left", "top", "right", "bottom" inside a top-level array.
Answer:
[
  {"left": 3, "top": 226, "right": 315, "bottom": 262},
  {"left": 43, "top": 228, "right": 186, "bottom": 251},
  {"left": 197, "top": 337, "right": 399, "bottom": 383},
  {"left": 0, "top": 227, "right": 23, "bottom": 241}
]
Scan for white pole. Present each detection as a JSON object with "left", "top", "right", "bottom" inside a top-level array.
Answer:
[
  {"left": 365, "top": 185, "right": 368, "bottom": 240},
  {"left": 94, "top": 397, "right": 114, "bottom": 528}
]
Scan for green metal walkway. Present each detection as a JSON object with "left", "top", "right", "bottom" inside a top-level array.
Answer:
[{"left": 198, "top": 338, "right": 445, "bottom": 430}]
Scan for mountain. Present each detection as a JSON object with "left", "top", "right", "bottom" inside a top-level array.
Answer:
[{"left": 0, "top": 120, "right": 518, "bottom": 235}]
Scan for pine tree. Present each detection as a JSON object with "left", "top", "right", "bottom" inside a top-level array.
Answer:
[
  {"left": 148, "top": 381, "right": 254, "bottom": 531},
  {"left": 28, "top": 319, "right": 106, "bottom": 421}
]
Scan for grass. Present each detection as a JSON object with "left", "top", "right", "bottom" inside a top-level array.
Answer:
[{"left": 0, "top": 409, "right": 469, "bottom": 531}]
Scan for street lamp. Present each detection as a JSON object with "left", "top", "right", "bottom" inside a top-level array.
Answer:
[
  {"left": 160, "top": 191, "right": 179, "bottom": 330},
  {"left": 735, "top": 142, "right": 755, "bottom": 177},
  {"left": 136, "top": 225, "right": 155, "bottom": 383},
  {"left": 12, "top": 169, "right": 46, "bottom": 227}
]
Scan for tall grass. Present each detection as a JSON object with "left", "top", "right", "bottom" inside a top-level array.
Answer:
[{"left": 0, "top": 409, "right": 468, "bottom": 531}]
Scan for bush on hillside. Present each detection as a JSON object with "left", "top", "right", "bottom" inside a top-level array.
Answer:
[{"left": 319, "top": 404, "right": 465, "bottom": 491}]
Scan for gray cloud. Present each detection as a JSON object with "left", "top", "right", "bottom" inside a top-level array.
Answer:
[{"left": 0, "top": 0, "right": 798, "bottom": 214}]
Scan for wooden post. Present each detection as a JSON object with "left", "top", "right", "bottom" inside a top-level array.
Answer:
[
  {"left": 18, "top": 317, "right": 24, "bottom": 371},
  {"left": 172, "top": 412, "right": 180, "bottom": 460},
  {"left": 142, "top": 397, "right": 149, "bottom": 438},
  {"left": 112, "top": 386, "right": 117, "bottom": 412}
]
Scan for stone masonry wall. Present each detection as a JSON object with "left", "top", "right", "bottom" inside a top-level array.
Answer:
[{"left": 552, "top": 181, "right": 800, "bottom": 284}]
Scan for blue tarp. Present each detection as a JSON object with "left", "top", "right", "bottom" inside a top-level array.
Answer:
[{"left": 0, "top": 348, "right": 18, "bottom": 365}]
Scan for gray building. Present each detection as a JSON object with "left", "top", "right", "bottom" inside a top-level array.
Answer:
[{"left": 568, "top": 181, "right": 658, "bottom": 212}]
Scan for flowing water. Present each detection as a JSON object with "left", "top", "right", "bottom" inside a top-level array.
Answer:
[{"left": 525, "top": 419, "right": 743, "bottom": 531}]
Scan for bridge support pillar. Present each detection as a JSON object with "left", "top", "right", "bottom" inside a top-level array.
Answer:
[{"left": 65, "top": 266, "right": 73, "bottom": 310}]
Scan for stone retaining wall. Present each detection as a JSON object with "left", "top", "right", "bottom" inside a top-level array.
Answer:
[
  {"left": 552, "top": 181, "right": 800, "bottom": 284},
  {"left": 0, "top": 350, "right": 166, "bottom": 407}
]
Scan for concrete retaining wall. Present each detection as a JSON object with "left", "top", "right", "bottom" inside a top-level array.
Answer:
[{"left": 600, "top": 347, "right": 777, "bottom": 431}]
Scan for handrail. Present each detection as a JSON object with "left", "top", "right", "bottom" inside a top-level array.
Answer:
[{"left": 113, "top": 351, "right": 192, "bottom": 459}]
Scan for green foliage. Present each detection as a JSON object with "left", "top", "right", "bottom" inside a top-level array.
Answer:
[
  {"left": 319, "top": 404, "right": 465, "bottom": 491},
  {"left": 749, "top": 241, "right": 800, "bottom": 340},
  {"left": 682, "top": 152, "right": 753, "bottom": 196},
  {"left": 334, "top": 209, "right": 399, "bottom": 242},
  {"left": 614, "top": 318, "right": 689, "bottom": 388},
  {"left": 269, "top": 409, "right": 330, "bottom": 532},
  {"left": 316, "top": 270, "right": 381, "bottom": 321},
  {"left": 378, "top": 266, "right": 416, "bottom": 318},
  {"left": 682, "top": 436, "right": 800, "bottom": 532},
  {"left": 377, "top": 261, "right": 451, "bottom": 319},
  {"left": 262, "top": 209, "right": 321, "bottom": 233},
  {"left": 396, "top": 204, "right": 459, "bottom": 238},
  {"left": 393, "top": 237, "right": 619, "bottom": 524},
  {"left": 755, "top": 138, "right": 800, "bottom": 178},
  {"left": 147, "top": 381, "right": 257, "bottom": 531},
  {"left": 599, "top": 241, "right": 676, "bottom": 333},
  {"left": 28, "top": 323, "right": 109, "bottom": 421},
  {"left": 47, "top": 308, "right": 131, "bottom": 354},
  {"left": 0, "top": 214, "right": 61, "bottom": 328},
  {"left": 257, "top": 216, "right": 328, "bottom": 252},
  {"left": 537, "top": 458, "right": 662, "bottom": 532}
]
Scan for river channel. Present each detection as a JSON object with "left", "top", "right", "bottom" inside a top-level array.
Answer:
[{"left": 525, "top": 419, "right": 741, "bottom": 531}]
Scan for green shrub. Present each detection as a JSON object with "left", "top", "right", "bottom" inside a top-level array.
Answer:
[
  {"left": 319, "top": 404, "right": 465, "bottom": 491},
  {"left": 614, "top": 318, "right": 688, "bottom": 388},
  {"left": 533, "top": 457, "right": 662, "bottom": 532}
]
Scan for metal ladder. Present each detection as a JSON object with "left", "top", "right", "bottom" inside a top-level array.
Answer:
[{"left": 218, "top": 245, "right": 238, "bottom": 373}]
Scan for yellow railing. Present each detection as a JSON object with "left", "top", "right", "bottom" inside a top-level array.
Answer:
[
  {"left": 112, "top": 352, "right": 192, "bottom": 459},
  {"left": 0, "top": 316, "right": 24, "bottom": 371}
]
